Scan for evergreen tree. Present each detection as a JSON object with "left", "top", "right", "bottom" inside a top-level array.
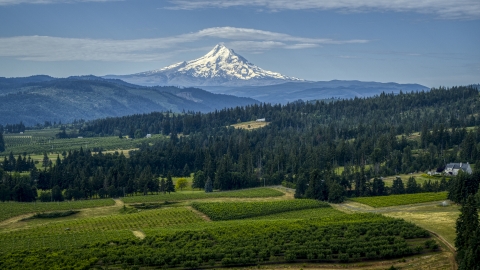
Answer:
[
  {"left": 182, "top": 164, "right": 190, "bottom": 177},
  {"left": 165, "top": 172, "right": 175, "bottom": 194},
  {"left": 328, "top": 182, "right": 345, "bottom": 203},
  {"left": 204, "top": 176, "right": 213, "bottom": 193},
  {"left": 391, "top": 177, "right": 405, "bottom": 194},
  {"left": 51, "top": 185, "right": 64, "bottom": 201},
  {"left": 455, "top": 195, "right": 480, "bottom": 270},
  {"left": 160, "top": 178, "right": 166, "bottom": 194},
  {"left": 372, "top": 177, "right": 385, "bottom": 196},
  {"left": 0, "top": 132, "right": 5, "bottom": 152},
  {"left": 192, "top": 170, "right": 206, "bottom": 190},
  {"left": 294, "top": 173, "right": 308, "bottom": 198},
  {"left": 406, "top": 177, "right": 419, "bottom": 194}
]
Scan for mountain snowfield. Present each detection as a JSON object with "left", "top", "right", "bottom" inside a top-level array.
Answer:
[{"left": 104, "top": 44, "right": 303, "bottom": 87}]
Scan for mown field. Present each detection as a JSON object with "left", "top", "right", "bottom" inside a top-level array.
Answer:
[
  {"left": 122, "top": 187, "right": 285, "bottom": 203},
  {"left": 349, "top": 192, "right": 448, "bottom": 208},
  {"left": 230, "top": 120, "right": 269, "bottom": 130},
  {"left": 0, "top": 187, "right": 451, "bottom": 269}
]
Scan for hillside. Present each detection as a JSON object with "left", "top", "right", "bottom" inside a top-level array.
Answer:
[
  {"left": 202, "top": 80, "right": 430, "bottom": 104},
  {"left": 0, "top": 76, "right": 259, "bottom": 126}
]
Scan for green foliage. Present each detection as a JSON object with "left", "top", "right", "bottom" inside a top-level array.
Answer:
[
  {"left": 204, "top": 176, "right": 213, "bottom": 193},
  {"left": 455, "top": 195, "right": 480, "bottom": 270},
  {"left": 191, "top": 200, "right": 330, "bottom": 221},
  {"left": 0, "top": 215, "right": 431, "bottom": 269},
  {"left": 130, "top": 201, "right": 179, "bottom": 210},
  {"left": 0, "top": 198, "right": 114, "bottom": 222},
  {"left": 175, "top": 178, "right": 188, "bottom": 191},
  {"left": 192, "top": 170, "right": 206, "bottom": 189},
  {"left": 0, "top": 132, "right": 5, "bottom": 152},
  {"left": 22, "top": 210, "right": 80, "bottom": 220},
  {"left": 350, "top": 192, "right": 448, "bottom": 208},
  {"left": 391, "top": 177, "right": 405, "bottom": 195},
  {"left": 165, "top": 172, "right": 175, "bottom": 194}
]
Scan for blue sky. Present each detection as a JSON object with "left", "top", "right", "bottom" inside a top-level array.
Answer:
[{"left": 0, "top": 0, "right": 478, "bottom": 87}]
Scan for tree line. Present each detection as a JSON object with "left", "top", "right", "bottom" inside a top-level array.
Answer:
[{"left": 0, "top": 86, "right": 479, "bottom": 202}]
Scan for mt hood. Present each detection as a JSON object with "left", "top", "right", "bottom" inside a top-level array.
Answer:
[{"left": 104, "top": 44, "right": 302, "bottom": 87}]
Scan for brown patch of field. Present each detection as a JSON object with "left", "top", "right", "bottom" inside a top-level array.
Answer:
[
  {"left": 132, "top": 230, "right": 146, "bottom": 240},
  {"left": 187, "top": 206, "right": 211, "bottom": 222},
  {"left": 230, "top": 121, "right": 269, "bottom": 130}
]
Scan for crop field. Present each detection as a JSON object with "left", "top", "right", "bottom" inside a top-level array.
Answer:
[
  {"left": 122, "top": 187, "right": 285, "bottom": 203},
  {"left": 2, "top": 132, "right": 165, "bottom": 155},
  {"left": 0, "top": 207, "right": 205, "bottom": 252},
  {"left": 349, "top": 192, "right": 448, "bottom": 208},
  {"left": 0, "top": 212, "right": 436, "bottom": 269},
  {"left": 0, "top": 185, "right": 452, "bottom": 269},
  {"left": 249, "top": 207, "right": 345, "bottom": 220},
  {"left": 191, "top": 199, "right": 329, "bottom": 221},
  {"left": 0, "top": 199, "right": 115, "bottom": 222}
]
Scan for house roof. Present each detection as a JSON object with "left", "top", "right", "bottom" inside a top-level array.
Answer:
[{"left": 445, "top": 163, "right": 470, "bottom": 171}]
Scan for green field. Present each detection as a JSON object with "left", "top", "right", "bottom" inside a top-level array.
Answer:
[
  {"left": 191, "top": 199, "right": 329, "bottom": 221},
  {"left": 0, "top": 204, "right": 434, "bottom": 269},
  {"left": 0, "top": 199, "right": 115, "bottom": 222},
  {"left": 349, "top": 192, "right": 448, "bottom": 208},
  {"left": 0, "top": 207, "right": 205, "bottom": 252},
  {"left": 0, "top": 186, "right": 451, "bottom": 269},
  {"left": 2, "top": 129, "right": 166, "bottom": 155},
  {"left": 122, "top": 187, "right": 285, "bottom": 203}
]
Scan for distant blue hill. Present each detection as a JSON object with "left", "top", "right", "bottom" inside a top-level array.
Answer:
[
  {"left": 0, "top": 76, "right": 259, "bottom": 126},
  {"left": 201, "top": 80, "right": 430, "bottom": 104}
]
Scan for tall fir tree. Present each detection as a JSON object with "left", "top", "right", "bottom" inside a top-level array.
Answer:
[
  {"left": 165, "top": 172, "right": 175, "bottom": 194},
  {"left": 455, "top": 195, "right": 480, "bottom": 270},
  {"left": 204, "top": 176, "right": 213, "bottom": 193},
  {"left": 0, "top": 132, "right": 5, "bottom": 153}
]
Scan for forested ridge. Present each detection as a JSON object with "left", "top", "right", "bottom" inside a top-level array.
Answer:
[{"left": 1, "top": 86, "right": 479, "bottom": 202}]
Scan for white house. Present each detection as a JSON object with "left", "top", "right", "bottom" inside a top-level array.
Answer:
[
  {"left": 444, "top": 162, "right": 473, "bottom": 176},
  {"left": 145, "top": 134, "right": 152, "bottom": 138},
  {"left": 256, "top": 118, "right": 266, "bottom": 122}
]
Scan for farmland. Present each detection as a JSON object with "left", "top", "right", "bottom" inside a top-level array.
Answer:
[
  {"left": 191, "top": 199, "right": 329, "bottom": 220},
  {"left": 0, "top": 198, "right": 115, "bottom": 222},
  {"left": 349, "top": 192, "right": 448, "bottom": 208},
  {"left": 122, "top": 187, "right": 285, "bottom": 203},
  {"left": 1, "top": 128, "right": 166, "bottom": 156},
  {"left": 0, "top": 203, "right": 437, "bottom": 269},
  {"left": 0, "top": 183, "right": 453, "bottom": 270}
]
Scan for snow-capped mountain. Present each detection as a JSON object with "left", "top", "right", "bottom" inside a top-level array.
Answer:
[{"left": 104, "top": 44, "right": 303, "bottom": 87}]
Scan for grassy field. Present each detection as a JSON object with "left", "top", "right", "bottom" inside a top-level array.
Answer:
[
  {"left": 230, "top": 120, "right": 269, "bottom": 130},
  {"left": 381, "top": 172, "right": 448, "bottom": 187},
  {"left": 349, "top": 192, "right": 448, "bottom": 208},
  {"left": 122, "top": 187, "right": 285, "bottom": 203},
  {"left": 382, "top": 203, "right": 460, "bottom": 246}
]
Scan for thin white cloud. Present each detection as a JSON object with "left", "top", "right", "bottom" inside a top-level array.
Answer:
[
  {"left": 0, "top": 0, "right": 120, "bottom": 5},
  {"left": 0, "top": 27, "right": 368, "bottom": 62},
  {"left": 167, "top": 0, "right": 480, "bottom": 20}
]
